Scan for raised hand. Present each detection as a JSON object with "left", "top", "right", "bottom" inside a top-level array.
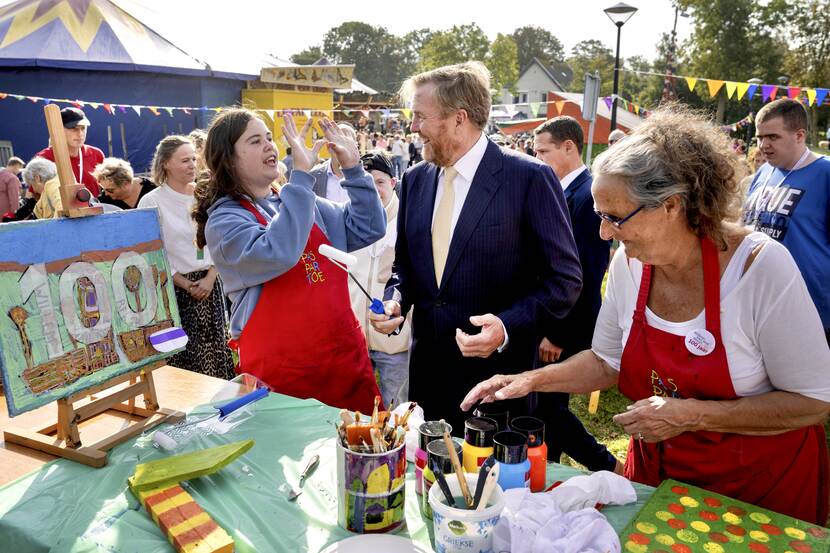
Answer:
[
  {"left": 318, "top": 118, "right": 360, "bottom": 170},
  {"left": 282, "top": 112, "right": 324, "bottom": 173}
]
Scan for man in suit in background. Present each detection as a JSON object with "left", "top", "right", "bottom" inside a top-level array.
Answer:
[
  {"left": 308, "top": 122, "right": 359, "bottom": 200},
  {"left": 370, "top": 62, "right": 582, "bottom": 431},
  {"left": 533, "top": 116, "right": 621, "bottom": 473}
]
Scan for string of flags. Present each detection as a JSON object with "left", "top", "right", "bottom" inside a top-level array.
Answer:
[
  {"left": 720, "top": 113, "right": 754, "bottom": 133},
  {"left": 602, "top": 95, "right": 651, "bottom": 118},
  {"left": 622, "top": 69, "right": 830, "bottom": 107}
]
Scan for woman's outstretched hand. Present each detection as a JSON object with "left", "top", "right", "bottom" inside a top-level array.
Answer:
[
  {"left": 282, "top": 112, "right": 324, "bottom": 173},
  {"left": 319, "top": 117, "right": 360, "bottom": 170},
  {"left": 459, "top": 372, "right": 537, "bottom": 411}
]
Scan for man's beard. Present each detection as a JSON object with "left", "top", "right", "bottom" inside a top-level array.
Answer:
[{"left": 423, "top": 139, "right": 453, "bottom": 168}]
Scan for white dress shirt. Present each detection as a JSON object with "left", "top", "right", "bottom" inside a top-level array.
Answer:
[
  {"left": 325, "top": 162, "right": 350, "bottom": 203},
  {"left": 431, "top": 132, "right": 489, "bottom": 235},
  {"left": 559, "top": 164, "right": 587, "bottom": 191}
]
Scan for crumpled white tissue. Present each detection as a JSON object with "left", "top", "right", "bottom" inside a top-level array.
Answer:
[{"left": 492, "top": 470, "right": 636, "bottom": 553}]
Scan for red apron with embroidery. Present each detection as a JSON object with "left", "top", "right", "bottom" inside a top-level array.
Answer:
[
  {"left": 230, "top": 198, "right": 380, "bottom": 414},
  {"left": 618, "top": 237, "right": 828, "bottom": 524}
]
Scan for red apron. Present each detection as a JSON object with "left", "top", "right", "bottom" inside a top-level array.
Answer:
[
  {"left": 229, "top": 198, "right": 380, "bottom": 414},
  {"left": 618, "top": 237, "right": 829, "bottom": 524}
]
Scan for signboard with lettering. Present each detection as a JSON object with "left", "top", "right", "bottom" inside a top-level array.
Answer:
[{"left": 0, "top": 209, "right": 182, "bottom": 416}]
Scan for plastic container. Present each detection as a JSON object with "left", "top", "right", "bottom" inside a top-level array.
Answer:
[
  {"left": 473, "top": 401, "right": 509, "bottom": 431},
  {"left": 428, "top": 472, "right": 505, "bottom": 553},
  {"left": 336, "top": 440, "right": 406, "bottom": 534},
  {"left": 510, "top": 416, "right": 547, "bottom": 492},
  {"left": 415, "top": 420, "right": 452, "bottom": 495},
  {"left": 462, "top": 416, "right": 497, "bottom": 473},
  {"left": 421, "top": 437, "right": 463, "bottom": 519},
  {"left": 493, "top": 430, "right": 531, "bottom": 491}
]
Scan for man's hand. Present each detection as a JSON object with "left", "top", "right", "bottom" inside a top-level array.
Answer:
[
  {"left": 369, "top": 300, "right": 405, "bottom": 334},
  {"left": 539, "top": 338, "right": 563, "bottom": 364},
  {"left": 456, "top": 314, "right": 505, "bottom": 358}
]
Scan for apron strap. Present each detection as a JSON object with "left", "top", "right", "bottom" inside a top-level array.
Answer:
[
  {"left": 238, "top": 198, "right": 268, "bottom": 226},
  {"left": 700, "top": 236, "right": 722, "bottom": 337},
  {"left": 633, "top": 263, "right": 652, "bottom": 324}
]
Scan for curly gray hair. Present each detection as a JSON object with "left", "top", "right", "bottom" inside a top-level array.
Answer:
[{"left": 23, "top": 157, "right": 57, "bottom": 187}]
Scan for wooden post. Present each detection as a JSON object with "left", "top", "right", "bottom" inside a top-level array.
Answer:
[
  {"left": 107, "top": 125, "right": 113, "bottom": 157},
  {"left": 588, "top": 390, "right": 601, "bottom": 414},
  {"left": 43, "top": 104, "right": 101, "bottom": 218},
  {"left": 120, "top": 122, "right": 128, "bottom": 158}
]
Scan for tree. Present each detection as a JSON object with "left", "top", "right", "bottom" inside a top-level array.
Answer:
[
  {"left": 321, "top": 22, "right": 408, "bottom": 92},
  {"left": 400, "top": 28, "right": 434, "bottom": 76},
  {"left": 487, "top": 34, "right": 519, "bottom": 94},
  {"left": 679, "top": 0, "right": 786, "bottom": 122},
  {"left": 290, "top": 46, "right": 324, "bottom": 66},
  {"left": 418, "top": 24, "right": 490, "bottom": 71},
  {"left": 510, "top": 25, "right": 565, "bottom": 72},
  {"left": 566, "top": 39, "right": 616, "bottom": 96}
]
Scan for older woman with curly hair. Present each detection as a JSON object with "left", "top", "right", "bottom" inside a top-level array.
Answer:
[{"left": 461, "top": 107, "right": 830, "bottom": 524}]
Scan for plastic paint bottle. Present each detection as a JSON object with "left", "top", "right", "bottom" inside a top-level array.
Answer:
[
  {"left": 415, "top": 420, "right": 452, "bottom": 495},
  {"left": 473, "top": 401, "right": 509, "bottom": 432},
  {"left": 510, "top": 416, "right": 547, "bottom": 492},
  {"left": 462, "top": 416, "right": 498, "bottom": 473},
  {"left": 422, "top": 437, "right": 463, "bottom": 519},
  {"left": 493, "top": 430, "right": 531, "bottom": 491}
]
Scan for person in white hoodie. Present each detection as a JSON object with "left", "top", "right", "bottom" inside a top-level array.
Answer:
[{"left": 348, "top": 151, "right": 412, "bottom": 407}]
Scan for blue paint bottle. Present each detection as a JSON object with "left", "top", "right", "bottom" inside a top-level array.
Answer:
[{"left": 493, "top": 430, "right": 531, "bottom": 491}]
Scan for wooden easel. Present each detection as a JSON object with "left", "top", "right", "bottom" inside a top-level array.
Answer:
[{"left": 2, "top": 105, "right": 184, "bottom": 467}]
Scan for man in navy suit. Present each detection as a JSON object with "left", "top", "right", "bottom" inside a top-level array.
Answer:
[
  {"left": 533, "top": 116, "right": 621, "bottom": 472},
  {"left": 370, "top": 62, "right": 582, "bottom": 431}
]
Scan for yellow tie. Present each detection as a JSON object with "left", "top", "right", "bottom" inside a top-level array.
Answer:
[{"left": 433, "top": 166, "right": 457, "bottom": 285}]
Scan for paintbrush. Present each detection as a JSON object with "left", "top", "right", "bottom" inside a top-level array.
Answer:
[
  {"left": 442, "top": 424, "right": 473, "bottom": 507},
  {"left": 430, "top": 459, "right": 457, "bottom": 508},
  {"left": 472, "top": 456, "right": 496, "bottom": 509},
  {"left": 340, "top": 409, "right": 354, "bottom": 426},
  {"left": 371, "top": 396, "right": 380, "bottom": 425},
  {"left": 476, "top": 462, "right": 500, "bottom": 511},
  {"left": 399, "top": 402, "right": 417, "bottom": 427},
  {"left": 370, "top": 427, "right": 385, "bottom": 453}
]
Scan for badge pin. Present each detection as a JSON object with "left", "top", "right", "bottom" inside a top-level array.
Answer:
[{"left": 685, "top": 328, "right": 716, "bottom": 356}]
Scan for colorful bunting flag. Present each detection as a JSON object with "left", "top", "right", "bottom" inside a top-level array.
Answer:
[
  {"left": 761, "top": 85, "right": 775, "bottom": 102},
  {"left": 685, "top": 77, "right": 698, "bottom": 91},
  {"left": 401, "top": 108, "right": 412, "bottom": 120},
  {"left": 816, "top": 88, "right": 829, "bottom": 106},
  {"left": 707, "top": 80, "right": 724, "bottom": 97},
  {"left": 164, "top": 107, "right": 174, "bottom": 117},
  {"left": 555, "top": 101, "right": 565, "bottom": 114},
  {"left": 725, "top": 81, "right": 738, "bottom": 99},
  {"left": 603, "top": 96, "right": 612, "bottom": 111},
  {"left": 148, "top": 106, "right": 160, "bottom": 116},
  {"left": 103, "top": 103, "right": 113, "bottom": 114},
  {"left": 787, "top": 87, "right": 801, "bottom": 99},
  {"left": 132, "top": 106, "right": 141, "bottom": 116},
  {"left": 736, "top": 82, "right": 750, "bottom": 100},
  {"left": 747, "top": 84, "right": 758, "bottom": 100},
  {"left": 807, "top": 89, "right": 817, "bottom": 106},
  {"left": 529, "top": 102, "right": 541, "bottom": 117}
]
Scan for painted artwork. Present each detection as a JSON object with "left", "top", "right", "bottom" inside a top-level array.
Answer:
[
  {"left": 0, "top": 209, "right": 182, "bottom": 416},
  {"left": 620, "top": 479, "right": 830, "bottom": 553},
  {"left": 336, "top": 442, "right": 406, "bottom": 534}
]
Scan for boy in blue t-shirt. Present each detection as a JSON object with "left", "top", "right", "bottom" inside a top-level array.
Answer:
[{"left": 743, "top": 98, "right": 830, "bottom": 343}]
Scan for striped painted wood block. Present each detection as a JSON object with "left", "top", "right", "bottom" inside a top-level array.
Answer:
[{"left": 136, "top": 484, "right": 233, "bottom": 553}]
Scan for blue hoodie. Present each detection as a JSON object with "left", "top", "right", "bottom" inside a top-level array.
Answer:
[{"left": 205, "top": 165, "right": 386, "bottom": 338}]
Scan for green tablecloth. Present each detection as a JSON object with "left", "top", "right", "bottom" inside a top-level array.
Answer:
[{"left": 0, "top": 393, "right": 652, "bottom": 552}]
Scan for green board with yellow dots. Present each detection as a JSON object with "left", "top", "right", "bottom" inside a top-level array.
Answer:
[{"left": 619, "top": 479, "right": 829, "bottom": 553}]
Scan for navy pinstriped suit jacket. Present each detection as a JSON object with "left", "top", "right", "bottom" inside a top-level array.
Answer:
[{"left": 384, "top": 139, "right": 582, "bottom": 428}]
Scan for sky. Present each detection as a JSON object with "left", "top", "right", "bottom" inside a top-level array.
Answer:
[{"left": 0, "top": 0, "right": 693, "bottom": 74}]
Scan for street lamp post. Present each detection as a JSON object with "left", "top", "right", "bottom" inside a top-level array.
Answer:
[{"left": 604, "top": 2, "right": 638, "bottom": 131}]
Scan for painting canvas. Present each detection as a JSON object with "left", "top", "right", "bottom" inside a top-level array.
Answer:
[
  {"left": 619, "top": 479, "right": 830, "bottom": 553},
  {"left": 0, "top": 209, "right": 182, "bottom": 416}
]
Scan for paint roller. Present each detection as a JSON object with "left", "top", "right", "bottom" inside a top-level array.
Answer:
[{"left": 318, "top": 244, "right": 385, "bottom": 315}]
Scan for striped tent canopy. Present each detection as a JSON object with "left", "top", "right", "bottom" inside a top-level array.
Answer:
[{"left": 0, "top": 0, "right": 216, "bottom": 76}]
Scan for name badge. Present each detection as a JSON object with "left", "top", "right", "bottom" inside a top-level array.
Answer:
[{"left": 685, "top": 328, "right": 716, "bottom": 356}]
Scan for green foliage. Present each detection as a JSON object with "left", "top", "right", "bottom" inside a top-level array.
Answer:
[
  {"left": 510, "top": 25, "right": 566, "bottom": 72},
  {"left": 321, "top": 21, "right": 408, "bottom": 93},
  {"left": 418, "top": 23, "right": 490, "bottom": 71},
  {"left": 487, "top": 34, "right": 519, "bottom": 94},
  {"left": 566, "top": 39, "right": 616, "bottom": 97},
  {"left": 289, "top": 46, "right": 324, "bottom": 66}
]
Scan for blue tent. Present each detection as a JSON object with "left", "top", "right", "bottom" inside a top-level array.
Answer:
[{"left": 0, "top": 0, "right": 256, "bottom": 172}]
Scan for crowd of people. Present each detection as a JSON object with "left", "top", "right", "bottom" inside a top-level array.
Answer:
[{"left": 3, "top": 61, "right": 829, "bottom": 525}]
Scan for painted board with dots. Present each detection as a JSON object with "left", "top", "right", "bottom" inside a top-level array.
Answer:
[{"left": 619, "top": 479, "right": 829, "bottom": 553}]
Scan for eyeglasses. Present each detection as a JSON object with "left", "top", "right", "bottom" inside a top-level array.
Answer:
[{"left": 593, "top": 204, "right": 645, "bottom": 228}]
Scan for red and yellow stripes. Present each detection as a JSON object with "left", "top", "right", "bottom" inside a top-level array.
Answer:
[{"left": 136, "top": 484, "right": 233, "bottom": 553}]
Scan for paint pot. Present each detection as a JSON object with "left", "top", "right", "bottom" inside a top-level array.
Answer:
[
  {"left": 336, "top": 440, "right": 406, "bottom": 534},
  {"left": 473, "top": 401, "right": 509, "bottom": 431},
  {"left": 509, "top": 416, "right": 547, "bottom": 492},
  {"left": 428, "top": 472, "right": 505, "bottom": 553},
  {"left": 416, "top": 420, "right": 452, "bottom": 495},
  {"left": 422, "top": 437, "right": 463, "bottom": 519},
  {"left": 493, "top": 430, "right": 530, "bottom": 491},
  {"left": 462, "top": 416, "right": 497, "bottom": 473}
]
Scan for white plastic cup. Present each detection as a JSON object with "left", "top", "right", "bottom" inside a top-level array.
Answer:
[{"left": 428, "top": 472, "right": 505, "bottom": 553}]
